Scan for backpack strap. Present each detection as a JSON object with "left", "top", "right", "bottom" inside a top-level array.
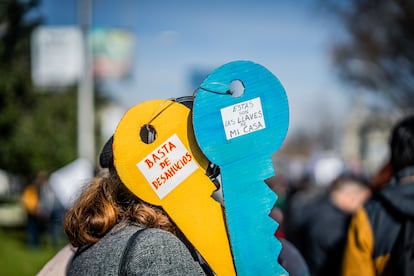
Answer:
[
  {"left": 118, "top": 228, "right": 147, "bottom": 276},
  {"left": 175, "top": 228, "right": 215, "bottom": 276}
]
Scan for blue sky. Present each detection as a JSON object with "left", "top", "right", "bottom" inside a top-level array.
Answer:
[{"left": 37, "top": 0, "right": 350, "bottom": 138}]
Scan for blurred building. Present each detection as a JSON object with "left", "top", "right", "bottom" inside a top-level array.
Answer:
[
  {"left": 341, "top": 101, "right": 400, "bottom": 176},
  {"left": 276, "top": 98, "right": 406, "bottom": 181}
]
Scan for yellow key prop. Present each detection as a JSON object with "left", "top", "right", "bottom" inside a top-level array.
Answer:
[{"left": 113, "top": 99, "right": 235, "bottom": 276}]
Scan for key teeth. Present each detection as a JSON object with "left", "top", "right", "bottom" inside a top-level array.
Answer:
[
  {"left": 223, "top": 183, "right": 287, "bottom": 275},
  {"left": 264, "top": 217, "right": 288, "bottom": 275},
  {"left": 268, "top": 195, "right": 289, "bottom": 275},
  {"left": 270, "top": 204, "right": 289, "bottom": 275},
  {"left": 274, "top": 237, "right": 289, "bottom": 275},
  {"left": 270, "top": 206, "right": 289, "bottom": 275}
]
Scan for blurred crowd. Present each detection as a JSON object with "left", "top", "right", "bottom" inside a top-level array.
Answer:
[
  {"left": 269, "top": 114, "right": 414, "bottom": 276},
  {"left": 268, "top": 157, "right": 372, "bottom": 275}
]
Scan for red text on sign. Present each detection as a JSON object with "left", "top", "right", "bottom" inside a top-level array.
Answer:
[{"left": 144, "top": 141, "right": 177, "bottom": 169}]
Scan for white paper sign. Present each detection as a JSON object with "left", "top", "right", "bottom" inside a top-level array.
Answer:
[
  {"left": 220, "top": 97, "right": 266, "bottom": 140},
  {"left": 31, "top": 27, "right": 83, "bottom": 88},
  {"left": 136, "top": 134, "right": 198, "bottom": 199}
]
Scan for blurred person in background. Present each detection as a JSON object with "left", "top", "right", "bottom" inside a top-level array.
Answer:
[
  {"left": 21, "top": 170, "right": 64, "bottom": 249},
  {"left": 291, "top": 171, "right": 371, "bottom": 276},
  {"left": 342, "top": 115, "right": 414, "bottom": 276},
  {"left": 282, "top": 155, "right": 345, "bottom": 256},
  {"left": 282, "top": 172, "right": 316, "bottom": 250},
  {"left": 43, "top": 180, "right": 66, "bottom": 248},
  {"left": 21, "top": 171, "right": 49, "bottom": 248}
]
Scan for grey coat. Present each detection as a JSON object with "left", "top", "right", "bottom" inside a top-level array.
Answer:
[{"left": 67, "top": 224, "right": 206, "bottom": 276}]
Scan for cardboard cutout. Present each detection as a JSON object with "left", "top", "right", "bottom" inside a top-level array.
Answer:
[
  {"left": 192, "top": 60, "right": 289, "bottom": 275},
  {"left": 113, "top": 99, "right": 235, "bottom": 275}
]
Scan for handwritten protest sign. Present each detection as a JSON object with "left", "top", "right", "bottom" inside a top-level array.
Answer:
[
  {"left": 137, "top": 134, "right": 198, "bottom": 199},
  {"left": 221, "top": 97, "right": 266, "bottom": 140}
]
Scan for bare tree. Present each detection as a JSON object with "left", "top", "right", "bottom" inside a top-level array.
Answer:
[{"left": 325, "top": 0, "right": 414, "bottom": 108}]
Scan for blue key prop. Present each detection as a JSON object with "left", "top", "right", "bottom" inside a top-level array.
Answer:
[{"left": 192, "top": 60, "right": 289, "bottom": 275}]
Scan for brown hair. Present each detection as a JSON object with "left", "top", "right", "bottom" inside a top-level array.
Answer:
[{"left": 64, "top": 172, "right": 176, "bottom": 247}]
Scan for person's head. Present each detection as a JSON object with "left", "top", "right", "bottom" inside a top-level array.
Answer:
[
  {"left": 329, "top": 172, "right": 371, "bottom": 213},
  {"left": 390, "top": 115, "right": 414, "bottom": 174},
  {"left": 64, "top": 171, "right": 176, "bottom": 248},
  {"left": 31, "top": 171, "right": 49, "bottom": 188}
]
